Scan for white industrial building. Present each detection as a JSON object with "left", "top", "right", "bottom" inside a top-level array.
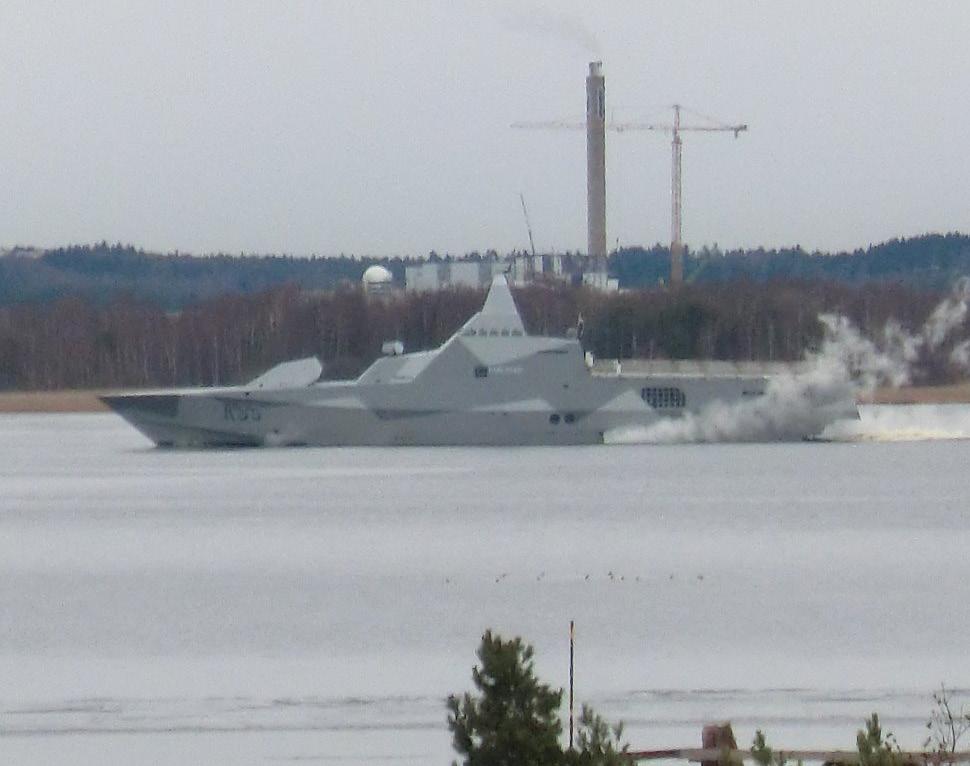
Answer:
[
  {"left": 405, "top": 255, "right": 616, "bottom": 292},
  {"left": 405, "top": 260, "right": 507, "bottom": 291}
]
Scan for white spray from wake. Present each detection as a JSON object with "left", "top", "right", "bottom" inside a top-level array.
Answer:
[{"left": 607, "top": 279, "right": 970, "bottom": 444}]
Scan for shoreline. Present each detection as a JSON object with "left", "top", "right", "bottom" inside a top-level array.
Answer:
[
  {"left": 0, "top": 390, "right": 109, "bottom": 413},
  {"left": 2, "top": 383, "right": 970, "bottom": 413},
  {"left": 858, "top": 382, "right": 970, "bottom": 404}
]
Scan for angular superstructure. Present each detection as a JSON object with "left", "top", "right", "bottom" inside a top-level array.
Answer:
[{"left": 102, "top": 276, "right": 856, "bottom": 447}]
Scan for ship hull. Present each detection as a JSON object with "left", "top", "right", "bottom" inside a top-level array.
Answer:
[
  {"left": 101, "top": 388, "right": 654, "bottom": 447},
  {"left": 102, "top": 276, "right": 857, "bottom": 448}
]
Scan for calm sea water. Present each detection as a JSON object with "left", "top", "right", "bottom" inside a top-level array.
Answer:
[{"left": 2, "top": 409, "right": 970, "bottom": 764}]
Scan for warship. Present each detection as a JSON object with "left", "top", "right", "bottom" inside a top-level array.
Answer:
[{"left": 102, "top": 275, "right": 856, "bottom": 446}]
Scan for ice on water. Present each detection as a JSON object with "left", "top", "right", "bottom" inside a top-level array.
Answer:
[{"left": 2, "top": 412, "right": 970, "bottom": 765}]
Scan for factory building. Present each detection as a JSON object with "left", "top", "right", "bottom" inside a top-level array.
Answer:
[
  {"left": 405, "top": 260, "right": 507, "bottom": 291},
  {"left": 405, "top": 62, "right": 618, "bottom": 293}
]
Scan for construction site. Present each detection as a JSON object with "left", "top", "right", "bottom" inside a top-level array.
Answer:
[{"left": 406, "top": 61, "right": 747, "bottom": 292}]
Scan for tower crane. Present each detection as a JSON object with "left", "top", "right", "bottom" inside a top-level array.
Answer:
[
  {"left": 512, "top": 104, "right": 747, "bottom": 284},
  {"left": 519, "top": 192, "right": 537, "bottom": 257},
  {"left": 612, "top": 105, "right": 747, "bottom": 284}
]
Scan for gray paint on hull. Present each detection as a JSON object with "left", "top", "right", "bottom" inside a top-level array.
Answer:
[{"left": 102, "top": 276, "right": 856, "bottom": 447}]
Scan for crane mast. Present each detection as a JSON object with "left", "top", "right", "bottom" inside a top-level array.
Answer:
[
  {"left": 519, "top": 193, "right": 536, "bottom": 257},
  {"left": 513, "top": 102, "right": 747, "bottom": 286},
  {"left": 609, "top": 104, "right": 747, "bottom": 285}
]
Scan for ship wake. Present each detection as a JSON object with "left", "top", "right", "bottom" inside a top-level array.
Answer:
[
  {"left": 822, "top": 404, "right": 970, "bottom": 443},
  {"left": 606, "top": 279, "right": 970, "bottom": 445}
]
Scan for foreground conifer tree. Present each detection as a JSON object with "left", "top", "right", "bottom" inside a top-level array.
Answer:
[
  {"left": 447, "top": 630, "right": 629, "bottom": 766},
  {"left": 447, "top": 630, "right": 564, "bottom": 766}
]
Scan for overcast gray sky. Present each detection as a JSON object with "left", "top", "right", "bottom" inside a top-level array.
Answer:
[{"left": 2, "top": 1, "right": 968, "bottom": 256}]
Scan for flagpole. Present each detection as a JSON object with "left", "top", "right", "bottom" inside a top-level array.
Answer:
[{"left": 569, "top": 619, "right": 575, "bottom": 750}]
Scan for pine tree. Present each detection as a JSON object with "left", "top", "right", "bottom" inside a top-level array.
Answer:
[
  {"left": 565, "top": 705, "right": 630, "bottom": 766},
  {"left": 856, "top": 714, "right": 902, "bottom": 766},
  {"left": 447, "top": 630, "right": 565, "bottom": 766}
]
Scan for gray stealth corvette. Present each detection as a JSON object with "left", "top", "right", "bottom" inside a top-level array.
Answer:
[{"left": 102, "top": 276, "right": 855, "bottom": 447}]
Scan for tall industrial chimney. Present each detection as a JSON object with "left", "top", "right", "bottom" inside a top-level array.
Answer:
[{"left": 586, "top": 61, "right": 606, "bottom": 263}]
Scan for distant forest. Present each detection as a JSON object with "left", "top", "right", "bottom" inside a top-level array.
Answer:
[
  {"left": 1, "top": 233, "right": 968, "bottom": 390},
  {"left": 2, "top": 232, "right": 970, "bottom": 309},
  {"left": 0, "top": 243, "right": 412, "bottom": 309},
  {"left": 614, "top": 232, "right": 970, "bottom": 291},
  {"left": 0, "top": 276, "right": 956, "bottom": 391}
]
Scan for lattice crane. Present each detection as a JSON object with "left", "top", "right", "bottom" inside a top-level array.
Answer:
[{"left": 513, "top": 104, "right": 748, "bottom": 284}]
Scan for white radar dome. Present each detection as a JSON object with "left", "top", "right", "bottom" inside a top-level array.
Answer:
[{"left": 362, "top": 265, "right": 393, "bottom": 285}]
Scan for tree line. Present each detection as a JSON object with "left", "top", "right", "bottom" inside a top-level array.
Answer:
[
  {"left": 2, "top": 233, "right": 970, "bottom": 310},
  {"left": 0, "top": 242, "right": 415, "bottom": 309},
  {"left": 612, "top": 232, "right": 970, "bottom": 290},
  {"left": 0, "top": 278, "right": 959, "bottom": 391}
]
